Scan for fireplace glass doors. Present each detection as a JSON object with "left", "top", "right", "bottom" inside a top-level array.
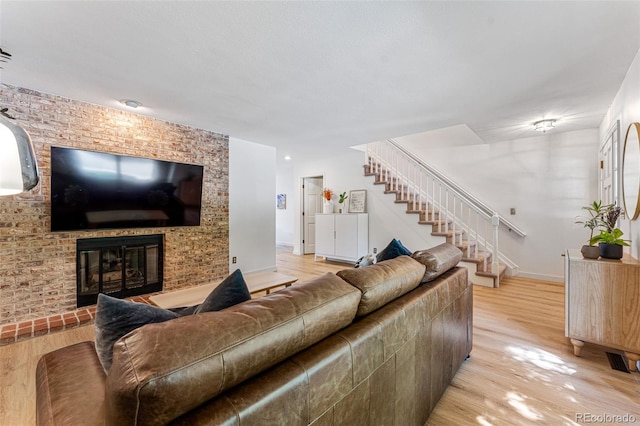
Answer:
[{"left": 76, "top": 235, "right": 163, "bottom": 307}]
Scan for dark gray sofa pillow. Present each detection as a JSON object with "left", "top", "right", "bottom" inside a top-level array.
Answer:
[
  {"left": 411, "top": 243, "right": 463, "bottom": 283},
  {"left": 95, "top": 294, "right": 178, "bottom": 372},
  {"left": 376, "top": 238, "right": 412, "bottom": 262},
  {"left": 194, "top": 269, "right": 251, "bottom": 314}
]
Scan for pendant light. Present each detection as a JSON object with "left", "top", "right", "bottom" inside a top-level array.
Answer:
[
  {"left": 0, "top": 109, "right": 39, "bottom": 195},
  {"left": 0, "top": 45, "right": 39, "bottom": 196}
]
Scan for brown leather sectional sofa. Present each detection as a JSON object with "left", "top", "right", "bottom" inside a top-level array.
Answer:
[{"left": 36, "top": 254, "right": 472, "bottom": 425}]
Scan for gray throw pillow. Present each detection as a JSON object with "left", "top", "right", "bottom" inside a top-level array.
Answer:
[
  {"left": 194, "top": 269, "right": 251, "bottom": 314},
  {"left": 94, "top": 294, "right": 178, "bottom": 372}
]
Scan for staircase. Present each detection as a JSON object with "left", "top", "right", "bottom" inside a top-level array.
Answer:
[{"left": 364, "top": 140, "right": 524, "bottom": 287}]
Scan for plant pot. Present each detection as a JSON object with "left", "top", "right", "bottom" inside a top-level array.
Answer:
[
  {"left": 598, "top": 243, "right": 623, "bottom": 260},
  {"left": 322, "top": 202, "right": 333, "bottom": 214},
  {"left": 580, "top": 245, "right": 600, "bottom": 259}
]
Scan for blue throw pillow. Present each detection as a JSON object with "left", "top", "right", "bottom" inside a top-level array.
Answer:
[
  {"left": 376, "top": 238, "right": 412, "bottom": 262},
  {"left": 194, "top": 269, "right": 251, "bottom": 314},
  {"left": 94, "top": 294, "right": 178, "bottom": 372}
]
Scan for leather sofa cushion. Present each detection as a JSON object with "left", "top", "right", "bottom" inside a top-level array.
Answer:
[
  {"left": 411, "top": 243, "right": 463, "bottom": 283},
  {"left": 36, "top": 342, "right": 106, "bottom": 426},
  {"left": 337, "top": 255, "right": 425, "bottom": 317},
  {"left": 105, "top": 272, "right": 361, "bottom": 426}
]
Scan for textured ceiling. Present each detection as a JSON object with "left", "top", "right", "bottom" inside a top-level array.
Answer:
[{"left": 1, "top": 1, "right": 639, "bottom": 163}]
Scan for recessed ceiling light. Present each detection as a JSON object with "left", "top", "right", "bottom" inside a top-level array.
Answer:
[
  {"left": 119, "top": 99, "right": 142, "bottom": 109},
  {"left": 533, "top": 119, "right": 556, "bottom": 132},
  {"left": 284, "top": 155, "right": 291, "bottom": 161}
]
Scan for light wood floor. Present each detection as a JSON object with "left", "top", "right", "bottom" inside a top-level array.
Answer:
[{"left": 1, "top": 247, "right": 638, "bottom": 425}]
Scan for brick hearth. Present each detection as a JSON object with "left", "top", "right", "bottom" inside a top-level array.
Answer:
[{"left": 0, "top": 295, "right": 155, "bottom": 346}]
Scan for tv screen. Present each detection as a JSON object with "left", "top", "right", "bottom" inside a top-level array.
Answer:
[{"left": 51, "top": 147, "right": 204, "bottom": 231}]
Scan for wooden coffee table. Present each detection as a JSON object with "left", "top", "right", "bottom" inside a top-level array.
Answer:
[
  {"left": 245, "top": 271, "right": 298, "bottom": 295},
  {"left": 149, "top": 271, "right": 298, "bottom": 309}
]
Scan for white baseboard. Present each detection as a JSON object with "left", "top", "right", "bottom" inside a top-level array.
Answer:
[
  {"left": 276, "top": 242, "right": 294, "bottom": 247},
  {"left": 516, "top": 271, "right": 563, "bottom": 283},
  {"left": 236, "top": 265, "right": 277, "bottom": 275}
]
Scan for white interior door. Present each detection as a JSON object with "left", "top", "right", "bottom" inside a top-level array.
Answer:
[
  {"left": 600, "top": 120, "right": 620, "bottom": 207},
  {"left": 303, "top": 177, "right": 323, "bottom": 254}
]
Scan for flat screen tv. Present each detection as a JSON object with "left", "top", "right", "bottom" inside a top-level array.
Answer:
[{"left": 51, "top": 147, "right": 204, "bottom": 231}]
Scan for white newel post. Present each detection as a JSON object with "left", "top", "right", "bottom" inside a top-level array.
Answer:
[
  {"left": 491, "top": 213, "right": 500, "bottom": 288},
  {"left": 365, "top": 144, "right": 369, "bottom": 173}
]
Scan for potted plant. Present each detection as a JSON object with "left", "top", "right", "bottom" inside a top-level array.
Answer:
[
  {"left": 338, "top": 191, "right": 348, "bottom": 213},
  {"left": 575, "top": 200, "right": 611, "bottom": 259},
  {"left": 589, "top": 204, "right": 630, "bottom": 259}
]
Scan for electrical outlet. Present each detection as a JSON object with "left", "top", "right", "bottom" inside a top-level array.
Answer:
[
  {"left": 373, "top": 247, "right": 377, "bottom": 254},
  {"left": 232, "top": 256, "right": 237, "bottom": 264}
]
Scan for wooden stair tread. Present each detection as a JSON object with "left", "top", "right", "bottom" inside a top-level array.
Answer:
[
  {"left": 462, "top": 252, "right": 491, "bottom": 264},
  {"left": 431, "top": 231, "right": 463, "bottom": 237},
  {"left": 475, "top": 263, "right": 508, "bottom": 279}
]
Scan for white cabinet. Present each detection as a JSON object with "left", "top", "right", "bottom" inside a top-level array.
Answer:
[{"left": 315, "top": 214, "right": 368, "bottom": 263}]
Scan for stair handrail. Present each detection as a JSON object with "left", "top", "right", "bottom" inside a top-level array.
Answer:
[{"left": 386, "top": 139, "right": 527, "bottom": 237}]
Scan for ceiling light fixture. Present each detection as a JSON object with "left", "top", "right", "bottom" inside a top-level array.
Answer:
[
  {"left": 533, "top": 119, "right": 556, "bottom": 133},
  {"left": 0, "top": 47, "right": 40, "bottom": 196},
  {"left": 0, "top": 108, "right": 40, "bottom": 196},
  {"left": 119, "top": 99, "right": 142, "bottom": 109},
  {"left": 284, "top": 155, "right": 291, "bottom": 161}
]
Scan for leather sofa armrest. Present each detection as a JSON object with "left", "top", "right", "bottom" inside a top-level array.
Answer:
[{"left": 36, "top": 341, "right": 106, "bottom": 426}]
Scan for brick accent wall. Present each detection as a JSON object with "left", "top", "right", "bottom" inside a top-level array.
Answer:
[{"left": 0, "top": 84, "right": 229, "bottom": 326}]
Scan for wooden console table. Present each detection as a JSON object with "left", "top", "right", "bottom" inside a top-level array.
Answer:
[{"left": 564, "top": 249, "right": 640, "bottom": 371}]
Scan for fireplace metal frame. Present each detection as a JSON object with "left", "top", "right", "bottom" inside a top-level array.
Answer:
[{"left": 76, "top": 234, "right": 164, "bottom": 307}]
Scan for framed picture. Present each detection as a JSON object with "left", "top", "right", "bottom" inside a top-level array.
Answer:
[
  {"left": 277, "top": 194, "right": 286, "bottom": 209},
  {"left": 348, "top": 190, "right": 366, "bottom": 213}
]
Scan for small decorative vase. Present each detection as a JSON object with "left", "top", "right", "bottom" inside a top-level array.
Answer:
[
  {"left": 599, "top": 243, "right": 623, "bottom": 260},
  {"left": 323, "top": 202, "right": 333, "bottom": 214},
  {"left": 341, "top": 204, "right": 348, "bottom": 214},
  {"left": 580, "top": 245, "right": 600, "bottom": 259}
]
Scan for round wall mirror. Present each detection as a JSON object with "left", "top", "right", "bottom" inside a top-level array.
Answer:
[{"left": 622, "top": 122, "right": 640, "bottom": 220}]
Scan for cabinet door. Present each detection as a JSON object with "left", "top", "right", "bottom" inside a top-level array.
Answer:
[
  {"left": 568, "top": 259, "right": 640, "bottom": 350},
  {"left": 315, "top": 214, "right": 335, "bottom": 255},
  {"left": 334, "top": 215, "right": 358, "bottom": 258}
]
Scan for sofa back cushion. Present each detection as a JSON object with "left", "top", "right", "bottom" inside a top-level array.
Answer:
[
  {"left": 104, "top": 272, "right": 361, "bottom": 426},
  {"left": 337, "top": 255, "right": 426, "bottom": 317},
  {"left": 411, "top": 243, "right": 463, "bottom": 283}
]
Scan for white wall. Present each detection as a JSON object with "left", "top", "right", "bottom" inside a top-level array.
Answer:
[
  {"left": 276, "top": 165, "right": 295, "bottom": 245},
  {"left": 600, "top": 49, "right": 640, "bottom": 258},
  {"left": 229, "top": 137, "right": 276, "bottom": 273}
]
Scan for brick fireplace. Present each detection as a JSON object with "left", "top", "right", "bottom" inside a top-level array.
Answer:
[{"left": 0, "top": 84, "right": 230, "bottom": 328}]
